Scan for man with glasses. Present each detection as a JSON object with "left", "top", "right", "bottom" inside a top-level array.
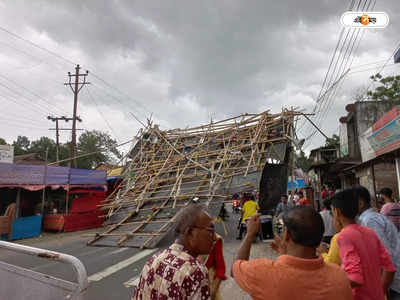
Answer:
[
  {"left": 133, "top": 204, "right": 215, "bottom": 300},
  {"left": 232, "top": 206, "right": 353, "bottom": 300}
]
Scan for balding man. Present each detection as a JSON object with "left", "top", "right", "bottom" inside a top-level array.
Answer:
[
  {"left": 132, "top": 204, "right": 215, "bottom": 300},
  {"left": 232, "top": 206, "right": 353, "bottom": 300}
]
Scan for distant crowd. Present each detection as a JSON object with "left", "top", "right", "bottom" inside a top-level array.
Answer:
[{"left": 131, "top": 185, "right": 400, "bottom": 300}]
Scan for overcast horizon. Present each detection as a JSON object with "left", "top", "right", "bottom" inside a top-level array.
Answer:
[{"left": 0, "top": 0, "right": 399, "bottom": 154}]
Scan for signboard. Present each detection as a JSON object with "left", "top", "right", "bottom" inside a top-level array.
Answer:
[
  {"left": 359, "top": 127, "right": 376, "bottom": 162},
  {"left": 339, "top": 123, "right": 349, "bottom": 156},
  {"left": 362, "top": 106, "right": 400, "bottom": 162},
  {"left": 0, "top": 145, "right": 13, "bottom": 163},
  {"left": 367, "top": 108, "right": 400, "bottom": 157},
  {"left": 287, "top": 178, "right": 306, "bottom": 190}
]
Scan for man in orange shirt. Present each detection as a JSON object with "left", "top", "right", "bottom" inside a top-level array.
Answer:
[{"left": 232, "top": 206, "right": 352, "bottom": 300}]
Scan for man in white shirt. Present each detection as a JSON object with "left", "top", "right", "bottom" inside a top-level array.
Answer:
[{"left": 319, "top": 198, "right": 335, "bottom": 244}]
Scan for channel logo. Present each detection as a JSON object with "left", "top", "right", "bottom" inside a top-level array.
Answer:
[{"left": 341, "top": 12, "right": 389, "bottom": 28}]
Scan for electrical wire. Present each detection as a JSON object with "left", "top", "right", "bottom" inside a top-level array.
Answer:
[
  {"left": 89, "top": 82, "right": 149, "bottom": 124},
  {"left": 0, "top": 73, "right": 65, "bottom": 115},
  {"left": 0, "top": 26, "right": 75, "bottom": 66},
  {"left": 0, "top": 110, "right": 46, "bottom": 126},
  {"left": 0, "top": 86, "right": 50, "bottom": 116},
  {"left": 361, "top": 40, "right": 400, "bottom": 101},
  {"left": 297, "top": 0, "right": 359, "bottom": 134},
  {"left": 300, "top": 0, "right": 371, "bottom": 145},
  {"left": 89, "top": 73, "right": 152, "bottom": 115},
  {"left": 85, "top": 86, "right": 122, "bottom": 142},
  {"left": 348, "top": 62, "right": 398, "bottom": 75},
  {"left": 0, "top": 25, "right": 151, "bottom": 126}
]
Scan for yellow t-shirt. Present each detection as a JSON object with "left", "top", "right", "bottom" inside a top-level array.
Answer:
[
  {"left": 242, "top": 201, "right": 260, "bottom": 223},
  {"left": 321, "top": 232, "right": 341, "bottom": 265}
]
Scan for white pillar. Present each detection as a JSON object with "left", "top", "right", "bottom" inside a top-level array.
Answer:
[{"left": 395, "top": 158, "right": 400, "bottom": 201}]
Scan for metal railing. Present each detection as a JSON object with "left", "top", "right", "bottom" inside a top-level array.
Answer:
[{"left": 0, "top": 240, "right": 89, "bottom": 300}]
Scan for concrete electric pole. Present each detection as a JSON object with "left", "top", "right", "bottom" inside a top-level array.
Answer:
[
  {"left": 64, "top": 64, "right": 90, "bottom": 167},
  {"left": 47, "top": 116, "right": 81, "bottom": 162}
]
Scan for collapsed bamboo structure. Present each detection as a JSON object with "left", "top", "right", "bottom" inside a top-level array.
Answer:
[{"left": 88, "top": 110, "right": 298, "bottom": 248}]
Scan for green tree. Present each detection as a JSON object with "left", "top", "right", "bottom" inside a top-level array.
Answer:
[
  {"left": 325, "top": 134, "right": 340, "bottom": 147},
  {"left": 296, "top": 150, "right": 313, "bottom": 172},
  {"left": 367, "top": 73, "right": 400, "bottom": 101},
  {"left": 29, "top": 137, "right": 57, "bottom": 161},
  {"left": 0, "top": 138, "right": 6, "bottom": 145},
  {"left": 76, "top": 130, "right": 121, "bottom": 169},
  {"left": 12, "top": 136, "right": 31, "bottom": 155}
]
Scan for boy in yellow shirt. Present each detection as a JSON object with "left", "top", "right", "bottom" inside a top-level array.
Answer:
[{"left": 237, "top": 194, "right": 259, "bottom": 240}]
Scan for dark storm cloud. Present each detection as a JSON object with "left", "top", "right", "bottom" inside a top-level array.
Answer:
[{"left": 0, "top": 0, "right": 399, "bottom": 150}]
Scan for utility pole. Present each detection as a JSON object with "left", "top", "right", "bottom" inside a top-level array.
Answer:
[
  {"left": 291, "top": 119, "right": 295, "bottom": 204},
  {"left": 64, "top": 64, "right": 89, "bottom": 167},
  {"left": 48, "top": 115, "right": 83, "bottom": 164},
  {"left": 47, "top": 116, "right": 75, "bottom": 162}
]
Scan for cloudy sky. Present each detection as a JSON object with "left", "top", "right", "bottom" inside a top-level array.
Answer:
[{"left": 0, "top": 0, "right": 399, "bottom": 154}]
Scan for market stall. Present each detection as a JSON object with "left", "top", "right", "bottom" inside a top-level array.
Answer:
[
  {"left": 44, "top": 189, "right": 106, "bottom": 232},
  {"left": 0, "top": 163, "right": 106, "bottom": 240}
]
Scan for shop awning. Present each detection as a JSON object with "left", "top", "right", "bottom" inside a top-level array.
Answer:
[
  {"left": 106, "top": 167, "right": 123, "bottom": 177},
  {"left": 0, "top": 163, "right": 106, "bottom": 190}
]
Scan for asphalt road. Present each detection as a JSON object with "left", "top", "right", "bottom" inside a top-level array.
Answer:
[{"left": 0, "top": 205, "right": 241, "bottom": 300}]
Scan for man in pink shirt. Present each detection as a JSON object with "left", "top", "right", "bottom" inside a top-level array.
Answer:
[
  {"left": 331, "top": 188, "right": 396, "bottom": 300},
  {"left": 232, "top": 206, "right": 353, "bottom": 300}
]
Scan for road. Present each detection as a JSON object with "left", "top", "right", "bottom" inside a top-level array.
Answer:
[
  {"left": 0, "top": 226, "right": 156, "bottom": 299},
  {"left": 0, "top": 206, "right": 275, "bottom": 299}
]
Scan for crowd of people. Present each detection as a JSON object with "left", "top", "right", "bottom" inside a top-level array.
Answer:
[{"left": 132, "top": 185, "right": 400, "bottom": 300}]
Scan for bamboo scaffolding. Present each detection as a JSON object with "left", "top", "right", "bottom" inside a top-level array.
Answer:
[{"left": 89, "top": 110, "right": 296, "bottom": 248}]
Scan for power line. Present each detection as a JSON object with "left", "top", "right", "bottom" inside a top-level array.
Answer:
[
  {"left": 361, "top": 40, "right": 400, "bottom": 101},
  {"left": 85, "top": 86, "right": 122, "bottom": 142},
  {"left": 297, "top": 0, "right": 359, "bottom": 134},
  {"left": 0, "top": 114, "right": 46, "bottom": 127},
  {"left": 348, "top": 62, "right": 398, "bottom": 75},
  {"left": 90, "top": 73, "right": 152, "bottom": 115},
  {"left": 0, "top": 73, "right": 65, "bottom": 115},
  {"left": 300, "top": 0, "right": 371, "bottom": 143},
  {"left": 0, "top": 112, "right": 45, "bottom": 126},
  {"left": 315, "top": 0, "right": 373, "bottom": 124},
  {"left": 0, "top": 25, "right": 151, "bottom": 126},
  {"left": 0, "top": 83, "right": 52, "bottom": 116},
  {"left": 0, "top": 119, "right": 47, "bottom": 130},
  {"left": 0, "top": 26, "right": 76, "bottom": 66},
  {"left": 89, "top": 82, "right": 148, "bottom": 126}
]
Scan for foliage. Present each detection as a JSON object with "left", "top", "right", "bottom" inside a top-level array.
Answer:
[
  {"left": 12, "top": 136, "right": 31, "bottom": 155},
  {"left": 29, "top": 137, "right": 57, "bottom": 161},
  {"left": 296, "top": 150, "right": 313, "bottom": 172},
  {"left": 76, "top": 130, "right": 122, "bottom": 169},
  {"left": 325, "top": 134, "right": 340, "bottom": 147},
  {"left": 7, "top": 130, "right": 120, "bottom": 169},
  {"left": 367, "top": 73, "right": 400, "bottom": 101},
  {"left": 0, "top": 138, "right": 6, "bottom": 145}
]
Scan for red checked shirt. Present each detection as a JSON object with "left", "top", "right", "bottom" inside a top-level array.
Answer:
[{"left": 132, "top": 243, "right": 211, "bottom": 300}]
